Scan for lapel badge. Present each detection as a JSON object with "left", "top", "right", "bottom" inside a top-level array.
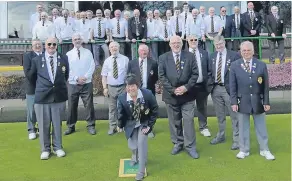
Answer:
[
  {"left": 42, "top": 64, "right": 44, "bottom": 68},
  {"left": 255, "top": 18, "right": 258, "bottom": 21},
  {"left": 144, "top": 108, "right": 150, "bottom": 115},
  {"left": 42, "top": 57, "right": 45, "bottom": 62},
  {"left": 62, "top": 66, "right": 66, "bottom": 72},
  {"left": 150, "top": 70, "right": 154, "bottom": 75},
  {"left": 58, "top": 62, "right": 61, "bottom": 66},
  {"left": 142, "top": 25, "right": 144, "bottom": 28},
  {"left": 58, "top": 55, "right": 61, "bottom": 59},
  {"left": 280, "top": 20, "right": 283, "bottom": 23},
  {"left": 258, "top": 77, "right": 263, "bottom": 84}
]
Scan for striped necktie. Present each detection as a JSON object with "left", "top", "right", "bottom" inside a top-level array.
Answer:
[
  {"left": 216, "top": 52, "right": 222, "bottom": 83},
  {"left": 98, "top": 19, "right": 102, "bottom": 37},
  {"left": 175, "top": 54, "right": 180, "bottom": 74},
  {"left": 176, "top": 16, "right": 179, "bottom": 33},
  {"left": 140, "top": 59, "right": 144, "bottom": 87},
  {"left": 113, "top": 56, "right": 118, "bottom": 79},
  {"left": 211, "top": 16, "right": 215, "bottom": 33},
  {"left": 49, "top": 56, "right": 55, "bottom": 79},
  {"left": 117, "top": 19, "right": 120, "bottom": 34},
  {"left": 245, "top": 61, "right": 251, "bottom": 73}
]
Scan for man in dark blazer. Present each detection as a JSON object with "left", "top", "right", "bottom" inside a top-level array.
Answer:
[
  {"left": 209, "top": 35, "right": 240, "bottom": 150},
  {"left": 242, "top": 2, "right": 262, "bottom": 58},
  {"left": 159, "top": 35, "right": 199, "bottom": 159},
  {"left": 23, "top": 39, "right": 43, "bottom": 140},
  {"left": 219, "top": 6, "right": 233, "bottom": 50},
  {"left": 187, "top": 35, "right": 212, "bottom": 137},
  {"left": 128, "top": 9, "right": 147, "bottom": 59},
  {"left": 229, "top": 41, "right": 275, "bottom": 160},
  {"left": 117, "top": 74, "right": 158, "bottom": 181},
  {"left": 29, "top": 37, "right": 69, "bottom": 160},
  {"left": 127, "top": 44, "right": 158, "bottom": 138},
  {"left": 231, "top": 6, "right": 244, "bottom": 51},
  {"left": 266, "top": 6, "right": 287, "bottom": 64}
]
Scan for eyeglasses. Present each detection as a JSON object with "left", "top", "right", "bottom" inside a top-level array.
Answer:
[
  {"left": 73, "top": 38, "right": 81, "bottom": 41},
  {"left": 190, "top": 39, "right": 198, "bottom": 42},
  {"left": 47, "top": 43, "right": 57, "bottom": 47},
  {"left": 221, "top": 10, "right": 226, "bottom": 12}
]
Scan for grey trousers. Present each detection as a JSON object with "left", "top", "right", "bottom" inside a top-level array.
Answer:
[
  {"left": 67, "top": 83, "right": 95, "bottom": 128},
  {"left": 34, "top": 102, "right": 65, "bottom": 152},
  {"left": 165, "top": 100, "right": 196, "bottom": 150},
  {"left": 128, "top": 126, "right": 148, "bottom": 174},
  {"left": 92, "top": 40, "right": 110, "bottom": 67},
  {"left": 232, "top": 29, "right": 242, "bottom": 51},
  {"left": 211, "top": 85, "right": 239, "bottom": 143},
  {"left": 268, "top": 39, "right": 285, "bottom": 63},
  {"left": 26, "top": 94, "right": 37, "bottom": 133},
  {"left": 148, "top": 41, "right": 158, "bottom": 61},
  {"left": 108, "top": 85, "right": 126, "bottom": 130},
  {"left": 195, "top": 91, "right": 209, "bottom": 131},
  {"left": 237, "top": 112, "right": 269, "bottom": 153}
]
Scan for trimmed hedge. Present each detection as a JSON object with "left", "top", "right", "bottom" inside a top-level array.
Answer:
[{"left": 0, "top": 63, "right": 290, "bottom": 99}]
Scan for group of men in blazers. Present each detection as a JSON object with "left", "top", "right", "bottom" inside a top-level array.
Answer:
[{"left": 22, "top": 35, "right": 274, "bottom": 181}]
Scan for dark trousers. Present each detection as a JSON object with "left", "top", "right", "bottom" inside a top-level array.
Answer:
[
  {"left": 67, "top": 82, "right": 95, "bottom": 128},
  {"left": 159, "top": 41, "right": 170, "bottom": 55},
  {"left": 194, "top": 85, "right": 209, "bottom": 131},
  {"left": 246, "top": 35, "right": 259, "bottom": 58},
  {"left": 61, "top": 40, "right": 73, "bottom": 54},
  {"left": 268, "top": 39, "right": 285, "bottom": 63}
]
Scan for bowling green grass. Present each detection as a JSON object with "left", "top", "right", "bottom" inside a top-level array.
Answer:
[{"left": 0, "top": 114, "right": 290, "bottom": 181}]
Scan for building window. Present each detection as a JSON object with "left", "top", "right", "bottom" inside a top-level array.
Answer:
[{"left": 7, "top": 1, "right": 62, "bottom": 39}]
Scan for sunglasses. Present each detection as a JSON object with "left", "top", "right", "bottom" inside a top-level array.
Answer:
[
  {"left": 190, "top": 39, "right": 198, "bottom": 42},
  {"left": 47, "top": 43, "right": 57, "bottom": 47}
]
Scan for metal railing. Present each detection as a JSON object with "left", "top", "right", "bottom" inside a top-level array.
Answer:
[{"left": 0, "top": 35, "right": 291, "bottom": 64}]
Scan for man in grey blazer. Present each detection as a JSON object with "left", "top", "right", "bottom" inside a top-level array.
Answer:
[
  {"left": 29, "top": 37, "right": 69, "bottom": 160},
  {"left": 230, "top": 41, "right": 275, "bottom": 160},
  {"left": 209, "top": 35, "right": 240, "bottom": 150},
  {"left": 159, "top": 35, "right": 199, "bottom": 159},
  {"left": 187, "top": 35, "right": 212, "bottom": 137}
]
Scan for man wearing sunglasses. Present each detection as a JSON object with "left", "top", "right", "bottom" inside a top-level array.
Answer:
[
  {"left": 29, "top": 37, "right": 69, "bottom": 160},
  {"left": 187, "top": 35, "right": 212, "bottom": 137},
  {"left": 219, "top": 6, "right": 233, "bottom": 50},
  {"left": 64, "top": 33, "right": 96, "bottom": 136}
]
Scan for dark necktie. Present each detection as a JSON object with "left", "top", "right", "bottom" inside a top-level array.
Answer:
[
  {"left": 245, "top": 61, "right": 251, "bottom": 73},
  {"left": 65, "top": 18, "right": 67, "bottom": 25},
  {"left": 250, "top": 12, "right": 254, "bottom": 29},
  {"left": 185, "top": 12, "right": 187, "bottom": 23},
  {"left": 202, "top": 14, "right": 205, "bottom": 18},
  {"left": 175, "top": 54, "right": 180, "bottom": 74},
  {"left": 132, "top": 98, "right": 141, "bottom": 121},
  {"left": 164, "top": 24, "right": 168, "bottom": 38},
  {"left": 42, "top": 21, "right": 44, "bottom": 26},
  {"left": 77, "top": 48, "right": 80, "bottom": 59},
  {"left": 117, "top": 19, "right": 120, "bottom": 34},
  {"left": 274, "top": 14, "right": 278, "bottom": 20},
  {"left": 49, "top": 56, "right": 54, "bottom": 79},
  {"left": 217, "top": 52, "right": 222, "bottom": 83},
  {"left": 113, "top": 56, "right": 118, "bottom": 79},
  {"left": 211, "top": 16, "right": 214, "bottom": 33},
  {"left": 176, "top": 16, "right": 179, "bottom": 33},
  {"left": 194, "top": 17, "right": 196, "bottom": 24},
  {"left": 39, "top": 13, "right": 41, "bottom": 21},
  {"left": 236, "top": 14, "right": 239, "bottom": 29},
  {"left": 83, "top": 19, "right": 85, "bottom": 24},
  {"left": 135, "top": 18, "right": 139, "bottom": 36},
  {"left": 98, "top": 20, "right": 102, "bottom": 37},
  {"left": 193, "top": 49, "right": 197, "bottom": 60},
  {"left": 140, "top": 59, "right": 144, "bottom": 87}
]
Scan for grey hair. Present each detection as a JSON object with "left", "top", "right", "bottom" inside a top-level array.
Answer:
[
  {"left": 138, "top": 44, "right": 149, "bottom": 51},
  {"left": 213, "top": 35, "right": 225, "bottom": 44},
  {"left": 240, "top": 41, "right": 254, "bottom": 51},
  {"left": 40, "top": 12, "right": 48, "bottom": 17},
  {"left": 72, "top": 32, "right": 83, "bottom": 40},
  {"left": 123, "top": 10, "right": 130, "bottom": 16},
  {"left": 271, "top": 6, "right": 278, "bottom": 11},
  {"left": 104, "top": 9, "right": 111, "bottom": 14},
  {"left": 169, "top": 35, "right": 183, "bottom": 45},
  {"left": 109, "top": 41, "right": 120, "bottom": 48}
]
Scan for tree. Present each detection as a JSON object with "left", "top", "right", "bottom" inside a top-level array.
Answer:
[{"left": 138, "top": 1, "right": 173, "bottom": 17}]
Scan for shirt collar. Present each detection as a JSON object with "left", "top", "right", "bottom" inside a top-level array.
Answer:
[
  {"left": 172, "top": 51, "right": 181, "bottom": 58},
  {"left": 139, "top": 57, "right": 147, "bottom": 62},
  {"left": 127, "top": 89, "right": 143, "bottom": 101},
  {"left": 73, "top": 46, "right": 83, "bottom": 51},
  {"left": 111, "top": 53, "right": 120, "bottom": 58},
  {"left": 218, "top": 48, "right": 227, "bottom": 55},
  {"left": 45, "top": 51, "right": 57, "bottom": 59},
  {"left": 189, "top": 48, "right": 198, "bottom": 53},
  {"left": 243, "top": 58, "right": 252, "bottom": 64}
]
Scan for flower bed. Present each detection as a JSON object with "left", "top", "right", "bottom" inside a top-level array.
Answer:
[{"left": 0, "top": 63, "right": 290, "bottom": 99}]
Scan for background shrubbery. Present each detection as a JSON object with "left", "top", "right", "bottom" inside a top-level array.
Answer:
[{"left": 0, "top": 63, "right": 291, "bottom": 99}]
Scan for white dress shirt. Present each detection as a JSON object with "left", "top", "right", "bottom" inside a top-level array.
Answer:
[
  {"left": 159, "top": 22, "right": 172, "bottom": 39},
  {"left": 185, "top": 16, "right": 205, "bottom": 38},
  {"left": 76, "top": 19, "right": 92, "bottom": 41},
  {"left": 109, "top": 18, "right": 128, "bottom": 38},
  {"left": 101, "top": 53, "right": 129, "bottom": 85},
  {"left": 67, "top": 47, "right": 95, "bottom": 85},
  {"left": 189, "top": 48, "right": 203, "bottom": 83},
  {"left": 32, "top": 21, "right": 55, "bottom": 41},
  {"left": 45, "top": 52, "right": 57, "bottom": 83},
  {"left": 55, "top": 17, "right": 76, "bottom": 40},
  {"left": 219, "top": 15, "right": 227, "bottom": 28},
  {"left": 30, "top": 12, "right": 41, "bottom": 33},
  {"left": 180, "top": 11, "right": 192, "bottom": 33},
  {"left": 139, "top": 58, "right": 148, "bottom": 88},
  {"left": 215, "top": 48, "right": 227, "bottom": 83},
  {"left": 147, "top": 18, "right": 163, "bottom": 38},
  {"left": 204, "top": 15, "right": 223, "bottom": 34},
  {"left": 170, "top": 15, "right": 185, "bottom": 35},
  {"left": 127, "top": 89, "right": 143, "bottom": 127},
  {"left": 91, "top": 18, "right": 109, "bottom": 38}
]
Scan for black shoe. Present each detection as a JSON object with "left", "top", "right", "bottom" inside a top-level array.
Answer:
[
  {"left": 129, "top": 160, "right": 138, "bottom": 167},
  {"left": 64, "top": 127, "right": 75, "bottom": 135},
  {"left": 171, "top": 145, "right": 183, "bottom": 155},
  {"left": 186, "top": 150, "right": 199, "bottom": 159},
  {"left": 210, "top": 137, "right": 225, "bottom": 145},
  {"left": 231, "top": 143, "right": 239, "bottom": 150},
  {"left": 87, "top": 127, "right": 96, "bottom": 135}
]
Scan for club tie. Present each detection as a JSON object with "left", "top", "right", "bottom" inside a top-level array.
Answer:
[
  {"left": 216, "top": 52, "right": 222, "bottom": 83},
  {"left": 140, "top": 59, "right": 144, "bottom": 87},
  {"left": 117, "top": 19, "right": 120, "bottom": 34},
  {"left": 211, "top": 16, "right": 215, "bottom": 33},
  {"left": 132, "top": 98, "right": 141, "bottom": 121},
  {"left": 98, "top": 19, "right": 102, "bottom": 37},
  {"left": 164, "top": 24, "right": 168, "bottom": 38},
  {"left": 175, "top": 54, "right": 180, "bottom": 74},
  {"left": 236, "top": 14, "right": 239, "bottom": 29},
  {"left": 77, "top": 48, "right": 80, "bottom": 59},
  {"left": 42, "top": 21, "right": 44, "bottom": 26},
  {"left": 83, "top": 19, "right": 85, "bottom": 24},
  {"left": 176, "top": 16, "right": 179, "bottom": 33},
  {"left": 245, "top": 61, "right": 251, "bottom": 73},
  {"left": 113, "top": 56, "right": 118, "bottom": 79},
  {"left": 185, "top": 12, "right": 188, "bottom": 23},
  {"left": 64, "top": 17, "right": 67, "bottom": 25},
  {"left": 194, "top": 17, "right": 196, "bottom": 24},
  {"left": 49, "top": 56, "right": 55, "bottom": 79}
]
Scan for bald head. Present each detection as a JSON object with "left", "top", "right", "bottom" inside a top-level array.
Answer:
[{"left": 134, "top": 9, "right": 140, "bottom": 18}]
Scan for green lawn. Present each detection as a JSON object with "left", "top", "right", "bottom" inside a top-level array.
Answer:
[{"left": 0, "top": 114, "right": 290, "bottom": 181}]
